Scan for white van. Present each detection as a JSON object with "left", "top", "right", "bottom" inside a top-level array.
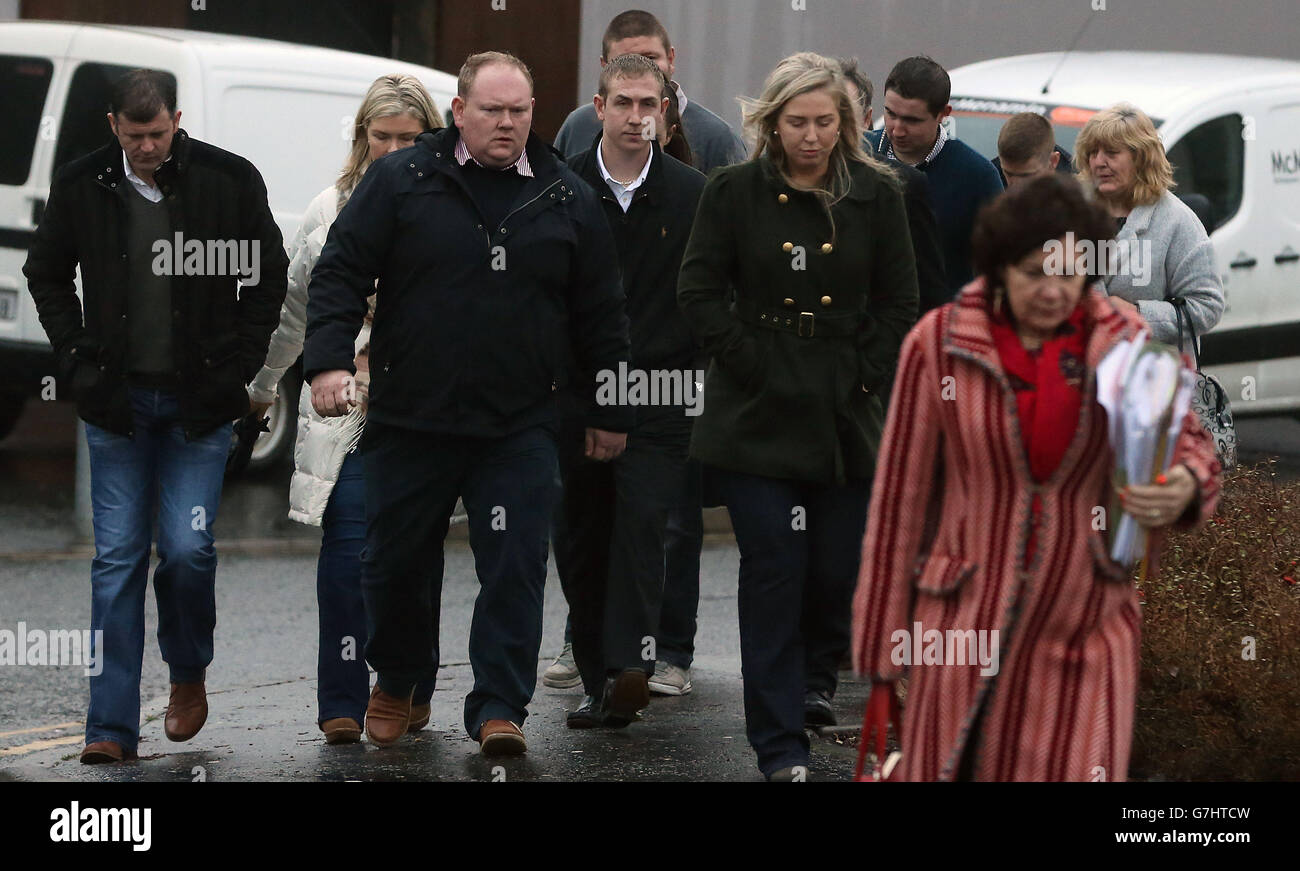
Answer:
[
  {"left": 0, "top": 21, "right": 458, "bottom": 465},
  {"left": 947, "top": 51, "right": 1300, "bottom": 418}
]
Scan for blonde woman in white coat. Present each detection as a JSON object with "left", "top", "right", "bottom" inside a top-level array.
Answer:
[{"left": 247, "top": 75, "right": 442, "bottom": 744}]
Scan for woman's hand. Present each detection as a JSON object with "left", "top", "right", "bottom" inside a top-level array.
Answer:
[
  {"left": 1108, "top": 296, "right": 1139, "bottom": 315},
  {"left": 1119, "top": 464, "right": 1197, "bottom": 528}
]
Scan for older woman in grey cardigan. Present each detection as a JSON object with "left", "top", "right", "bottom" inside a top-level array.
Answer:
[{"left": 1074, "top": 103, "right": 1224, "bottom": 344}]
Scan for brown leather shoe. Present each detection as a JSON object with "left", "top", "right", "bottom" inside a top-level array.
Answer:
[
  {"left": 320, "top": 717, "right": 362, "bottom": 745},
  {"left": 408, "top": 703, "right": 431, "bottom": 733},
  {"left": 164, "top": 680, "right": 208, "bottom": 742},
  {"left": 479, "top": 719, "right": 526, "bottom": 756},
  {"left": 364, "top": 685, "right": 413, "bottom": 746},
  {"left": 80, "top": 741, "right": 138, "bottom": 764}
]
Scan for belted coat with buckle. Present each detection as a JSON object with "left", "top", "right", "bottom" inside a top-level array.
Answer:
[
  {"left": 851, "top": 280, "right": 1222, "bottom": 781},
  {"left": 677, "top": 154, "right": 919, "bottom": 484}
]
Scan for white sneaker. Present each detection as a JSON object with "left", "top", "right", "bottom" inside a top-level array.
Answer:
[
  {"left": 542, "top": 642, "right": 582, "bottom": 689},
  {"left": 648, "top": 661, "right": 692, "bottom": 696}
]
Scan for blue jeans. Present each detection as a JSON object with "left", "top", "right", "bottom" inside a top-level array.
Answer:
[
  {"left": 712, "top": 467, "right": 870, "bottom": 777},
  {"left": 316, "top": 449, "right": 433, "bottom": 725},
  {"left": 83, "top": 388, "right": 231, "bottom": 753}
]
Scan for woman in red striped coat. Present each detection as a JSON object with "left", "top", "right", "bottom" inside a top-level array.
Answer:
[{"left": 851, "top": 175, "right": 1221, "bottom": 781}]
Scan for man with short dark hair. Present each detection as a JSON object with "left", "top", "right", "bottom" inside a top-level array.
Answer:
[
  {"left": 25, "top": 68, "right": 288, "bottom": 764},
  {"left": 553, "top": 9, "right": 744, "bottom": 173},
  {"left": 555, "top": 54, "right": 706, "bottom": 728},
  {"left": 840, "top": 57, "right": 948, "bottom": 314},
  {"left": 304, "top": 51, "right": 632, "bottom": 756},
  {"left": 993, "top": 111, "right": 1075, "bottom": 189},
  {"left": 867, "top": 56, "right": 1004, "bottom": 298}
]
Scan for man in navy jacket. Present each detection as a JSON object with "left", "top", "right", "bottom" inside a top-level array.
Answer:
[{"left": 304, "top": 52, "right": 632, "bottom": 756}]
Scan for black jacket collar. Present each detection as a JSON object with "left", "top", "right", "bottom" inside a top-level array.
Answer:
[
  {"left": 415, "top": 124, "right": 565, "bottom": 184},
  {"left": 93, "top": 128, "right": 191, "bottom": 192}
]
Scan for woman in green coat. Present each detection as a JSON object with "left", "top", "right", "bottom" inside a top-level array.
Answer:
[{"left": 677, "top": 52, "right": 919, "bottom": 780}]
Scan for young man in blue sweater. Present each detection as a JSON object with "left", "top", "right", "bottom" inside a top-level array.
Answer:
[{"left": 866, "top": 56, "right": 1003, "bottom": 304}]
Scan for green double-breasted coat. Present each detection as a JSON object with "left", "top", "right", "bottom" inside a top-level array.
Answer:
[{"left": 678, "top": 154, "right": 919, "bottom": 484}]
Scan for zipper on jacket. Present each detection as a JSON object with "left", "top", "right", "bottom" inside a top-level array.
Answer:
[{"left": 497, "top": 179, "right": 564, "bottom": 238}]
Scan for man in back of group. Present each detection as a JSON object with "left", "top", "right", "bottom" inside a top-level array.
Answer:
[
  {"left": 553, "top": 9, "right": 745, "bottom": 174},
  {"left": 555, "top": 54, "right": 707, "bottom": 728},
  {"left": 840, "top": 57, "right": 948, "bottom": 315},
  {"left": 867, "top": 56, "right": 1003, "bottom": 299},
  {"left": 993, "top": 111, "right": 1075, "bottom": 189},
  {"left": 546, "top": 8, "right": 740, "bottom": 698}
]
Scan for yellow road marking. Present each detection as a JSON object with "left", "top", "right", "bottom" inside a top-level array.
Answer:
[{"left": 0, "top": 721, "right": 81, "bottom": 739}]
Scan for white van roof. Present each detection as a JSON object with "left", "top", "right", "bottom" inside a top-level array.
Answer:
[
  {"left": 950, "top": 51, "right": 1300, "bottom": 118},
  {"left": 8, "top": 21, "right": 459, "bottom": 93}
]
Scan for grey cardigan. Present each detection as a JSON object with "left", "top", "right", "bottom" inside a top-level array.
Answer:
[{"left": 1103, "top": 189, "right": 1224, "bottom": 346}]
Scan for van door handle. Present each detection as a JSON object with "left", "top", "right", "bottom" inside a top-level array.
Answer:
[
  {"left": 1229, "top": 255, "right": 1257, "bottom": 269},
  {"left": 1275, "top": 249, "right": 1300, "bottom": 264},
  {"left": 31, "top": 198, "right": 44, "bottom": 225}
]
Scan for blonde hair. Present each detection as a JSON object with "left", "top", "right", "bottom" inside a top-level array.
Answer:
[
  {"left": 741, "top": 52, "right": 894, "bottom": 208},
  {"left": 1074, "top": 102, "right": 1174, "bottom": 208},
  {"left": 337, "top": 74, "right": 443, "bottom": 201}
]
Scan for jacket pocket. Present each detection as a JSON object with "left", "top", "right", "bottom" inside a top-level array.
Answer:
[
  {"left": 913, "top": 553, "right": 977, "bottom": 595},
  {"left": 1087, "top": 532, "right": 1133, "bottom": 583},
  {"left": 195, "top": 332, "right": 247, "bottom": 413}
]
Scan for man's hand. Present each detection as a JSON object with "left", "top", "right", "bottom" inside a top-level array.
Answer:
[
  {"left": 249, "top": 398, "right": 273, "bottom": 418},
  {"left": 584, "top": 428, "right": 627, "bottom": 462},
  {"left": 310, "top": 369, "right": 356, "bottom": 418}
]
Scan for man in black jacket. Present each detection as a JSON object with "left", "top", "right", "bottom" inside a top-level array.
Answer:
[
  {"left": 23, "top": 69, "right": 287, "bottom": 764},
  {"left": 555, "top": 54, "right": 706, "bottom": 729},
  {"left": 303, "top": 52, "right": 632, "bottom": 756}
]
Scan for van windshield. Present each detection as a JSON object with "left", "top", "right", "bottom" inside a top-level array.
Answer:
[{"left": 946, "top": 97, "right": 1161, "bottom": 162}]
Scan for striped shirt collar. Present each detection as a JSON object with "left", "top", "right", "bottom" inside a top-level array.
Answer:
[
  {"left": 885, "top": 123, "right": 947, "bottom": 168},
  {"left": 454, "top": 137, "right": 534, "bottom": 177}
]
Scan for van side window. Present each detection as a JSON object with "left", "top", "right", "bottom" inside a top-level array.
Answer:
[
  {"left": 1167, "top": 113, "right": 1244, "bottom": 233},
  {"left": 53, "top": 63, "right": 177, "bottom": 175},
  {"left": 0, "top": 55, "right": 54, "bottom": 185}
]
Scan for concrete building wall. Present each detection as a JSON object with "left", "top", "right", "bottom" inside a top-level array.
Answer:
[{"left": 577, "top": 0, "right": 1300, "bottom": 145}]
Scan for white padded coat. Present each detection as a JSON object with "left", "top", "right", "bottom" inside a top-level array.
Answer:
[{"left": 248, "top": 186, "right": 370, "bottom": 526}]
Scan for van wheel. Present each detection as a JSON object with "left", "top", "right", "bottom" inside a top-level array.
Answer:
[{"left": 246, "top": 370, "right": 300, "bottom": 473}]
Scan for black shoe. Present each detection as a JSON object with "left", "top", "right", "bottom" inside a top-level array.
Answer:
[
  {"left": 804, "top": 689, "right": 836, "bottom": 726},
  {"left": 566, "top": 696, "right": 606, "bottom": 729},
  {"left": 602, "top": 669, "right": 649, "bottom": 728}
]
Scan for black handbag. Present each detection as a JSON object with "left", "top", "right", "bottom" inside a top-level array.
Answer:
[{"left": 1170, "top": 297, "right": 1237, "bottom": 469}]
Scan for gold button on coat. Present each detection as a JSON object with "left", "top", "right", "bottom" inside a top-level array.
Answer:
[
  {"left": 782, "top": 242, "right": 794, "bottom": 253},
  {"left": 821, "top": 296, "right": 832, "bottom": 306},
  {"left": 784, "top": 298, "right": 795, "bottom": 306},
  {"left": 821, "top": 243, "right": 833, "bottom": 254},
  {"left": 778, "top": 194, "right": 789, "bottom": 204}
]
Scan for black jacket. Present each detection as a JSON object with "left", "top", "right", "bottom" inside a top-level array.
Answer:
[
  {"left": 887, "top": 158, "right": 948, "bottom": 314},
  {"left": 566, "top": 135, "right": 707, "bottom": 419},
  {"left": 23, "top": 130, "right": 288, "bottom": 438},
  {"left": 303, "top": 126, "right": 633, "bottom": 437}
]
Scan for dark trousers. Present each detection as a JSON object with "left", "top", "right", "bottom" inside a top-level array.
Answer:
[
  {"left": 360, "top": 420, "right": 557, "bottom": 740},
  {"left": 552, "top": 420, "right": 688, "bottom": 697},
  {"left": 712, "top": 466, "right": 870, "bottom": 776},
  {"left": 656, "top": 458, "right": 704, "bottom": 670},
  {"left": 315, "top": 450, "right": 433, "bottom": 725}
]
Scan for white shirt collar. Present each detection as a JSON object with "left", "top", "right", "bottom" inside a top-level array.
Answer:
[
  {"left": 671, "top": 81, "right": 689, "bottom": 114},
  {"left": 122, "top": 151, "right": 164, "bottom": 203},
  {"left": 596, "top": 138, "right": 653, "bottom": 211}
]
